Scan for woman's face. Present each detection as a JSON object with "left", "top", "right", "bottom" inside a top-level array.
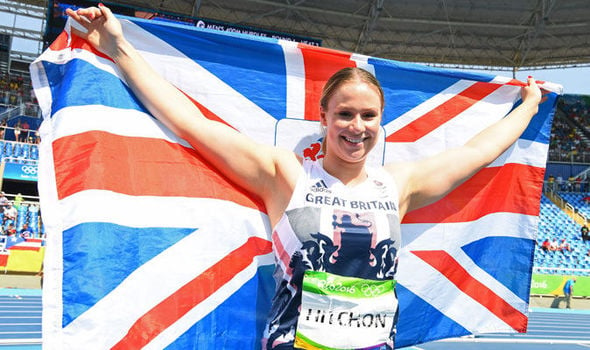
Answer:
[{"left": 320, "top": 80, "right": 382, "bottom": 164}]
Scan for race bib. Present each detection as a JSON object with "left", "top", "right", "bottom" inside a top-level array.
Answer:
[{"left": 295, "top": 270, "right": 397, "bottom": 349}]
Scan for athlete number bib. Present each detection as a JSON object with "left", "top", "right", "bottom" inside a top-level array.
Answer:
[{"left": 295, "top": 271, "right": 397, "bottom": 349}]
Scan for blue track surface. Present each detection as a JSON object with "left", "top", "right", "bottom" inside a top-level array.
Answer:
[
  {"left": 0, "top": 288, "right": 589, "bottom": 349},
  {"left": 0, "top": 289, "right": 41, "bottom": 348},
  {"left": 404, "top": 307, "right": 590, "bottom": 349}
]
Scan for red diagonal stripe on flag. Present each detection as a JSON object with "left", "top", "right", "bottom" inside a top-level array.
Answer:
[
  {"left": 412, "top": 250, "right": 528, "bottom": 332},
  {"left": 53, "top": 32, "right": 234, "bottom": 131},
  {"left": 111, "top": 236, "right": 273, "bottom": 349},
  {"left": 403, "top": 163, "right": 544, "bottom": 224},
  {"left": 48, "top": 31, "right": 70, "bottom": 51},
  {"left": 386, "top": 82, "right": 502, "bottom": 142},
  {"left": 181, "top": 91, "right": 236, "bottom": 129},
  {"left": 52, "top": 131, "right": 266, "bottom": 212},
  {"left": 49, "top": 32, "right": 112, "bottom": 62},
  {"left": 299, "top": 44, "right": 355, "bottom": 121}
]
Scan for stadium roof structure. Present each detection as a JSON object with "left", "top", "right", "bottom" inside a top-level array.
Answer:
[{"left": 3, "top": 0, "right": 590, "bottom": 74}]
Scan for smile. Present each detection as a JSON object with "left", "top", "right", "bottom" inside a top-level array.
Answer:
[{"left": 343, "top": 136, "right": 367, "bottom": 144}]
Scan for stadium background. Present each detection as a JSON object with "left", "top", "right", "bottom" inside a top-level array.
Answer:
[{"left": 0, "top": 0, "right": 589, "bottom": 346}]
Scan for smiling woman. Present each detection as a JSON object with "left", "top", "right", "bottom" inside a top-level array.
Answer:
[
  {"left": 64, "top": 4, "right": 543, "bottom": 349},
  {"left": 319, "top": 68, "right": 384, "bottom": 183}
]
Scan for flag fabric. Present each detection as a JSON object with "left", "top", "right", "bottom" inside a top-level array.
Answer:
[
  {"left": 30, "top": 15, "right": 561, "bottom": 349},
  {"left": 5, "top": 236, "right": 43, "bottom": 251},
  {"left": 0, "top": 236, "right": 45, "bottom": 273}
]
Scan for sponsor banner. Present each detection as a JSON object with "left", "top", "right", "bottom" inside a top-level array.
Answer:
[
  {"left": 2, "top": 162, "right": 38, "bottom": 181},
  {"left": 0, "top": 253, "right": 8, "bottom": 267},
  {"left": 194, "top": 18, "right": 322, "bottom": 46},
  {"left": 4, "top": 247, "right": 45, "bottom": 273},
  {"left": 530, "top": 274, "right": 590, "bottom": 296}
]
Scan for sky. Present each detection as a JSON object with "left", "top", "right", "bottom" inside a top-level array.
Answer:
[{"left": 2, "top": 9, "right": 589, "bottom": 96}]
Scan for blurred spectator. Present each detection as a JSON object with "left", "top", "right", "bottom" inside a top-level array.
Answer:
[
  {"left": 0, "top": 118, "right": 6, "bottom": 140},
  {"left": 559, "top": 239, "right": 572, "bottom": 252},
  {"left": 575, "top": 176, "right": 583, "bottom": 192},
  {"left": 582, "top": 226, "right": 590, "bottom": 242},
  {"left": 18, "top": 223, "right": 31, "bottom": 238},
  {"left": 549, "top": 95, "right": 590, "bottom": 163},
  {"left": 567, "top": 175, "right": 575, "bottom": 191},
  {"left": 550, "top": 238, "right": 559, "bottom": 251},
  {"left": 0, "top": 72, "right": 36, "bottom": 108},
  {"left": 13, "top": 120, "right": 21, "bottom": 143},
  {"left": 11, "top": 119, "right": 31, "bottom": 143},
  {"left": 5, "top": 224, "right": 16, "bottom": 236},
  {"left": 0, "top": 192, "right": 8, "bottom": 208},
  {"left": 547, "top": 175, "right": 555, "bottom": 191},
  {"left": 3, "top": 203, "right": 17, "bottom": 223},
  {"left": 541, "top": 238, "right": 551, "bottom": 252},
  {"left": 13, "top": 193, "right": 23, "bottom": 209},
  {"left": 556, "top": 176, "right": 564, "bottom": 191}
]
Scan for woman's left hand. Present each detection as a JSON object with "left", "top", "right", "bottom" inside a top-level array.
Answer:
[{"left": 521, "top": 76, "right": 543, "bottom": 106}]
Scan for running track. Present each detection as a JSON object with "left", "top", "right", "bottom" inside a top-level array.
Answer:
[{"left": 0, "top": 289, "right": 588, "bottom": 349}]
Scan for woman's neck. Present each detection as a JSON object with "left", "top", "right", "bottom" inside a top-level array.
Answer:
[{"left": 321, "top": 154, "right": 368, "bottom": 186}]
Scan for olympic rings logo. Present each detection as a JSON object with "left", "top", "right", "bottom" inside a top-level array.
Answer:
[
  {"left": 21, "top": 165, "right": 38, "bottom": 175},
  {"left": 360, "top": 284, "right": 384, "bottom": 297}
]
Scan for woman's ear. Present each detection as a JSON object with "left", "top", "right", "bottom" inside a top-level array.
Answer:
[{"left": 320, "top": 107, "right": 327, "bottom": 127}]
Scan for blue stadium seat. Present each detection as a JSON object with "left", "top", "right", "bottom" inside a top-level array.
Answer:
[
  {"left": 30, "top": 145, "right": 39, "bottom": 160},
  {"left": 13, "top": 143, "right": 22, "bottom": 158},
  {"left": 3, "top": 142, "right": 13, "bottom": 157},
  {"left": 534, "top": 193, "right": 590, "bottom": 274},
  {"left": 21, "top": 144, "right": 30, "bottom": 159}
]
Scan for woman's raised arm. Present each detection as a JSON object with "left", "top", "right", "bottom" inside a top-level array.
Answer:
[
  {"left": 67, "top": 5, "right": 301, "bottom": 219},
  {"left": 389, "top": 77, "right": 543, "bottom": 218}
]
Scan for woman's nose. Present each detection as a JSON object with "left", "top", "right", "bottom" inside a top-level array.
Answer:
[{"left": 351, "top": 115, "right": 364, "bottom": 131}]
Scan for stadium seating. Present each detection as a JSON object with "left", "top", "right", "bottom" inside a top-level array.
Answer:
[
  {"left": 537, "top": 95, "right": 590, "bottom": 274},
  {"left": 1, "top": 203, "right": 42, "bottom": 237},
  {"left": 535, "top": 194, "right": 590, "bottom": 275},
  {"left": 0, "top": 134, "right": 42, "bottom": 236},
  {"left": 560, "top": 192, "right": 590, "bottom": 217},
  {"left": 548, "top": 95, "right": 590, "bottom": 163},
  {"left": 0, "top": 140, "right": 39, "bottom": 163}
]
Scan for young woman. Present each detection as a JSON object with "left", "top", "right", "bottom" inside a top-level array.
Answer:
[{"left": 68, "top": 5, "right": 543, "bottom": 349}]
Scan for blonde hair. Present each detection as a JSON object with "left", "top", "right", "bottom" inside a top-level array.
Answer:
[{"left": 320, "top": 67, "right": 385, "bottom": 111}]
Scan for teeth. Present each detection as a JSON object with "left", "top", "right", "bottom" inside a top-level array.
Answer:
[{"left": 344, "top": 136, "right": 364, "bottom": 143}]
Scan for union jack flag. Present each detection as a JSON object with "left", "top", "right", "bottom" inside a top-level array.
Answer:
[{"left": 30, "top": 15, "right": 561, "bottom": 349}]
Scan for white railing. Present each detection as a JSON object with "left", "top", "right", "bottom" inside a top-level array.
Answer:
[{"left": 533, "top": 266, "right": 590, "bottom": 275}]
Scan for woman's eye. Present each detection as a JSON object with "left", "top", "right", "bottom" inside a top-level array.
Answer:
[{"left": 338, "top": 111, "right": 352, "bottom": 118}]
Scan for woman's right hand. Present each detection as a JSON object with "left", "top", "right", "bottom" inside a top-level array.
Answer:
[{"left": 65, "top": 4, "right": 125, "bottom": 60}]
